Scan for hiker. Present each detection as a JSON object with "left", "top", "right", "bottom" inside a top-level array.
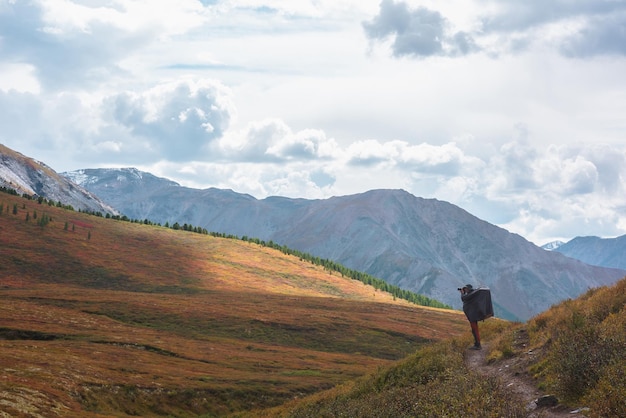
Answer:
[{"left": 459, "top": 284, "right": 493, "bottom": 350}]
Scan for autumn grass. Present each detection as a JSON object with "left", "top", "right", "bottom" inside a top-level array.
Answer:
[
  {"left": 526, "top": 278, "right": 626, "bottom": 416},
  {"left": 244, "top": 336, "right": 527, "bottom": 418},
  {"left": 0, "top": 195, "right": 468, "bottom": 416},
  {"left": 240, "top": 281, "right": 626, "bottom": 418}
]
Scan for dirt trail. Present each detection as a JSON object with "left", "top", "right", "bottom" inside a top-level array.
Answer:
[{"left": 465, "top": 333, "right": 588, "bottom": 418}]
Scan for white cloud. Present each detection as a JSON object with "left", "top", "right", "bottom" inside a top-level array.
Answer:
[
  {"left": 0, "top": 63, "right": 41, "bottom": 93},
  {"left": 219, "top": 118, "right": 341, "bottom": 162},
  {"left": 560, "top": 156, "right": 598, "bottom": 194},
  {"left": 363, "top": 0, "right": 479, "bottom": 57},
  {"left": 103, "top": 79, "right": 235, "bottom": 162},
  {"left": 39, "top": 0, "right": 207, "bottom": 36}
]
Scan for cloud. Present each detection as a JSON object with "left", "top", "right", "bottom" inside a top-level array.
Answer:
[
  {"left": 343, "top": 139, "right": 476, "bottom": 175},
  {"left": 0, "top": 1, "right": 145, "bottom": 91},
  {"left": 267, "top": 128, "right": 334, "bottom": 160},
  {"left": 581, "top": 145, "right": 625, "bottom": 194},
  {"left": 397, "top": 142, "right": 473, "bottom": 175},
  {"left": 478, "top": 142, "right": 626, "bottom": 243},
  {"left": 480, "top": 0, "right": 624, "bottom": 32},
  {"left": 560, "top": 156, "right": 598, "bottom": 194},
  {"left": 481, "top": 0, "right": 626, "bottom": 57},
  {"left": 220, "top": 119, "right": 340, "bottom": 162},
  {"left": 362, "top": 0, "right": 479, "bottom": 57},
  {"left": 103, "top": 79, "right": 234, "bottom": 162},
  {"left": 559, "top": 13, "right": 626, "bottom": 57},
  {"left": 0, "top": 0, "right": 209, "bottom": 91},
  {"left": 0, "top": 90, "right": 43, "bottom": 141},
  {"left": 364, "top": 0, "right": 626, "bottom": 58}
]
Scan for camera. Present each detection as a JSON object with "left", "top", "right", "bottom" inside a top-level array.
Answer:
[{"left": 457, "top": 287, "right": 463, "bottom": 291}]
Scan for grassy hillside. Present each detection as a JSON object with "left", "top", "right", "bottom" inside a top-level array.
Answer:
[
  {"left": 259, "top": 278, "right": 626, "bottom": 417},
  {"left": 0, "top": 194, "right": 468, "bottom": 417},
  {"left": 524, "top": 278, "right": 626, "bottom": 416}
]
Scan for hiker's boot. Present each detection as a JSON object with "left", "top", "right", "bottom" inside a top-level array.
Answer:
[{"left": 470, "top": 343, "right": 481, "bottom": 350}]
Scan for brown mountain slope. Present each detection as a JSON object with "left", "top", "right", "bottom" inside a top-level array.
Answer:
[{"left": 0, "top": 194, "right": 468, "bottom": 417}]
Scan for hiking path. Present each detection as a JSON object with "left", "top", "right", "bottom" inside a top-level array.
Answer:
[{"left": 465, "top": 328, "right": 589, "bottom": 418}]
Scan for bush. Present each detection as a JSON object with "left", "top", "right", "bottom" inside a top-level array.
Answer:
[
  {"left": 585, "top": 361, "right": 626, "bottom": 418},
  {"left": 548, "top": 320, "right": 602, "bottom": 400}
]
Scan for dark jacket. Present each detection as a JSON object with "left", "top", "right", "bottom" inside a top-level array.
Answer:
[{"left": 462, "top": 288, "right": 494, "bottom": 322}]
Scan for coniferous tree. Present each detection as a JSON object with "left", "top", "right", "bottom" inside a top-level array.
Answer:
[{"left": 38, "top": 213, "right": 50, "bottom": 227}]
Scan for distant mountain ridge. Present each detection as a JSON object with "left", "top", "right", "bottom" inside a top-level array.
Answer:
[
  {"left": 0, "top": 144, "right": 118, "bottom": 215},
  {"left": 64, "top": 167, "right": 626, "bottom": 321},
  {"left": 555, "top": 235, "right": 626, "bottom": 270}
]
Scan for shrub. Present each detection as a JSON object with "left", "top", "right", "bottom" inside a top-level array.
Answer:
[
  {"left": 548, "top": 321, "right": 601, "bottom": 401},
  {"left": 585, "top": 361, "right": 626, "bottom": 418}
]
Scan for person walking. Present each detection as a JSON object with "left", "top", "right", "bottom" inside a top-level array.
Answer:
[{"left": 460, "top": 284, "right": 493, "bottom": 350}]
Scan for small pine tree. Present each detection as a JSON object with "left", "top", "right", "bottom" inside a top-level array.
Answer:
[
  {"left": 25, "top": 212, "right": 30, "bottom": 222},
  {"left": 64, "top": 221, "right": 69, "bottom": 231},
  {"left": 87, "top": 230, "right": 91, "bottom": 240},
  {"left": 13, "top": 203, "right": 18, "bottom": 215},
  {"left": 38, "top": 213, "right": 50, "bottom": 227}
]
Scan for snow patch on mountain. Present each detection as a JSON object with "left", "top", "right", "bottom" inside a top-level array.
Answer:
[{"left": 541, "top": 241, "right": 565, "bottom": 251}]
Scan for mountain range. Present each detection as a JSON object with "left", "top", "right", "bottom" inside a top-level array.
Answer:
[
  {"left": 1, "top": 143, "right": 624, "bottom": 322},
  {"left": 61, "top": 167, "right": 626, "bottom": 321}
]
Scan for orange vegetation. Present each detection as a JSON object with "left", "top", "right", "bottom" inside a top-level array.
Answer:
[{"left": 0, "top": 194, "right": 467, "bottom": 416}]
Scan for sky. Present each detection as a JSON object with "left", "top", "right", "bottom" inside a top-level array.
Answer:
[{"left": 1, "top": 0, "right": 626, "bottom": 246}]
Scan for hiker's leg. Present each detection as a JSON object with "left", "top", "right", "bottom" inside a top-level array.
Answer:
[{"left": 470, "top": 321, "right": 480, "bottom": 346}]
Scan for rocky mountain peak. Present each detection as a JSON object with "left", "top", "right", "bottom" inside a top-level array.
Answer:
[{"left": 0, "top": 144, "right": 118, "bottom": 215}]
